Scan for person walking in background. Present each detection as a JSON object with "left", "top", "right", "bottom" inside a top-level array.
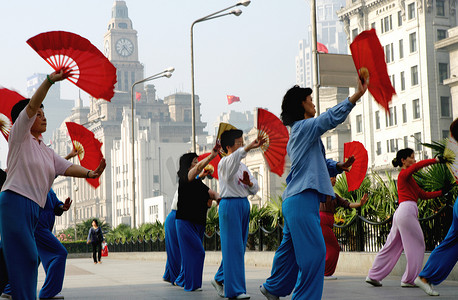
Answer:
[
  {"left": 211, "top": 129, "right": 264, "bottom": 300},
  {"left": 174, "top": 146, "right": 220, "bottom": 292},
  {"left": 0, "top": 70, "right": 106, "bottom": 299},
  {"left": 260, "top": 80, "right": 367, "bottom": 300},
  {"left": 87, "top": 219, "right": 105, "bottom": 264},
  {"left": 366, "top": 148, "right": 448, "bottom": 288},
  {"left": 415, "top": 118, "right": 458, "bottom": 296},
  {"left": 321, "top": 176, "right": 368, "bottom": 280}
]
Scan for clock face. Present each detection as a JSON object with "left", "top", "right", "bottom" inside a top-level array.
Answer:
[
  {"left": 104, "top": 40, "right": 110, "bottom": 57},
  {"left": 116, "top": 38, "right": 134, "bottom": 57}
]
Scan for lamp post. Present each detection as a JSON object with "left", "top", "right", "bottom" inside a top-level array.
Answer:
[
  {"left": 190, "top": 0, "right": 251, "bottom": 152},
  {"left": 130, "top": 68, "right": 174, "bottom": 228}
]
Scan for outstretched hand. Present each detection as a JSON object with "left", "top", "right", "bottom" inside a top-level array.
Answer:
[
  {"left": 49, "top": 68, "right": 73, "bottom": 83},
  {"left": 337, "top": 155, "right": 355, "bottom": 172},
  {"left": 62, "top": 197, "right": 72, "bottom": 211},
  {"left": 359, "top": 193, "right": 368, "bottom": 207},
  {"left": 239, "top": 171, "right": 252, "bottom": 187},
  {"left": 88, "top": 158, "right": 107, "bottom": 179}
]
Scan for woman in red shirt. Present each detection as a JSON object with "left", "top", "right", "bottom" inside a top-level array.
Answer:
[{"left": 366, "top": 148, "right": 445, "bottom": 287}]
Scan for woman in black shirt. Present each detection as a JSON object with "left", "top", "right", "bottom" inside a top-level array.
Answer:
[{"left": 174, "top": 147, "right": 220, "bottom": 291}]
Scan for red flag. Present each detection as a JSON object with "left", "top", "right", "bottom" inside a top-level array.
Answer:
[
  {"left": 317, "top": 42, "right": 328, "bottom": 53},
  {"left": 227, "top": 95, "right": 240, "bottom": 105},
  {"left": 350, "top": 29, "right": 396, "bottom": 112},
  {"left": 135, "top": 92, "right": 141, "bottom": 101}
]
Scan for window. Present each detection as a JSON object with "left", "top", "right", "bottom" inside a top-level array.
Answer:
[
  {"left": 400, "top": 71, "right": 405, "bottom": 90},
  {"left": 389, "top": 139, "right": 398, "bottom": 153},
  {"left": 403, "top": 136, "right": 408, "bottom": 148},
  {"left": 390, "top": 74, "right": 396, "bottom": 90},
  {"left": 371, "top": 22, "right": 376, "bottom": 29},
  {"left": 356, "top": 114, "right": 362, "bottom": 133},
  {"left": 385, "top": 43, "right": 394, "bottom": 63},
  {"left": 413, "top": 99, "right": 420, "bottom": 119},
  {"left": 153, "top": 175, "right": 159, "bottom": 183},
  {"left": 326, "top": 136, "right": 332, "bottom": 150},
  {"left": 383, "top": 15, "right": 393, "bottom": 32},
  {"left": 440, "top": 96, "right": 451, "bottom": 117},
  {"left": 386, "top": 106, "right": 397, "bottom": 126},
  {"left": 399, "top": 39, "right": 404, "bottom": 58},
  {"left": 375, "top": 111, "right": 380, "bottom": 129},
  {"left": 352, "top": 28, "right": 359, "bottom": 41},
  {"left": 437, "top": 29, "right": 447, "bottom": 41},
  {"left": 376, "top": 141, "right": 382, "bottom": 155},
  {"left": 408, "top": 3, "right": 415, "bottom": 19},
  {"left": 398, "top": 11, "right": 403, "bottom": 26},
  {"left": 409, "top": 32, "right": 417, "bottom": 53},
  {"left": 402, "top": 104, "right": 407, "bottom": 123},
  {"left": 436, "top": 0, "right": 445, "bottom": 16},
  {"left": 443, "top": 130, "right": 450, "bottom": 139},
  {"left": 414, "top": 132, "right": 422, "bottom": 151},
  {"left": 439, "top": 63, "right": 448, "bottom": 83},
  {"left": 411, "top": 65, "right": 418, "bottom": 86}
]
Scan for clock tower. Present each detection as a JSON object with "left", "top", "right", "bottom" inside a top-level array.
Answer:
[{"left": 103, "top": 0, "right": 144, "bottom": 92}]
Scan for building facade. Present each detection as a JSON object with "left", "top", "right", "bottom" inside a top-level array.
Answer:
[{"left": 336, "top": 0, "right": 457, "bottom": 174}]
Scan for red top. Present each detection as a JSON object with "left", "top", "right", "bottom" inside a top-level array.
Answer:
[{"left": 397, "top": 159, "right": 442, "bottom": 204}]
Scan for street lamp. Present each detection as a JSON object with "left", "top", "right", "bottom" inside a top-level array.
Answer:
[
  {"left": 130, "top": 68, "right": 174, "bottom": 228},
  {"left": 190, "top": 0, "right": 251, "bottom": 152}
]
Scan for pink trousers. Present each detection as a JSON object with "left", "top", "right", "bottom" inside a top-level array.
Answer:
[{"left": 368, "top": 201, "right": 425, "bottom": 284}]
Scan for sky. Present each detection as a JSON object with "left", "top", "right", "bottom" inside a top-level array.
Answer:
[{"left": 0, "top": 0, "right": 312, "bottom": 167}]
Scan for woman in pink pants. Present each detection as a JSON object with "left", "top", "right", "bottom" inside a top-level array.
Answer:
[{"left": 366, "top": 148, "right": 445, "bottom": 287}]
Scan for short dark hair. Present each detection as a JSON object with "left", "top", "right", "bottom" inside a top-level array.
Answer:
[
  {"left": 177, "top": 152, "right": 198, "bottom": 181},
  {"left": 10, "top": 99, "right": 43, "bottom": 124},
  {"left": 221, "top": 129, "right": 243, "bottom": 153},
  {"left": 280, "top": 85, "right": 312, "bottom": 126},
  {"left": 392, "top": 148, "right": 414, "bottom": 167},
  {"left": 450, "top": 118, "right": 458, "bottom": 141}
]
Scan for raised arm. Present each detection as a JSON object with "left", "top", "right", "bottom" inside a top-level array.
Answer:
[
  {"left": 348, "top": 77, "right": 368, "bottom": 105},
  {"left": 187, "top": 144, "right": 220, "bottom": 182}
]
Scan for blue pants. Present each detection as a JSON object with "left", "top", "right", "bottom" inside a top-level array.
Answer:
[
  {"left": 0, "top": 191, "right": 40, "bottom": 300},
  {"left": 163, "top": 210, "right": 181, "bottom": 284},
  {"left": 263, "top": 190, "right": 325, "bottom": 300},
  {"left": 3, "top": 227, "right": 68, "bottom": 298},
  {"left": 214, "top": 197, "right": 250, "bottom": 298},
  {"left": 419, "top": 198, "right": 458, "bottom": 285},
  {"left": 175, "top": 219, "right": 205, "bottom": 291}
]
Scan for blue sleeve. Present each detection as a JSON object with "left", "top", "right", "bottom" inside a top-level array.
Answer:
[
  {"left": 48, "top": 189, "right": 64, "bottom": 216},
  {"left": 87, "top": 228, "right": 92, "bottom": 243},
  {"left": 326, "top": 159, "right": 342, "bottom": 178}
]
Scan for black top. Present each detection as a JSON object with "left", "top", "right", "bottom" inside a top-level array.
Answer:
[{"left": 176, "top": 177, "right": 210, "bottom": 226}]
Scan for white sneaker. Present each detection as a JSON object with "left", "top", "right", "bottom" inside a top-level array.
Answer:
[
  {"left": 0, "top": 293, "right": 12, "bottom": 299},
  {"left": 365, "top": 276, "right": 382, "bottom": 287},
  {"left": 401, "top": 282, "right": 417, "bottom": 288},
  {"left": 260, "top": 285, "right": 279, "bottom": 300},
  {"left": 235, "top": 293, "right": 250, "bottom": 299},
  {"left": 324, "top": 275, "right": 338, "bottom": 280},
  {"left": 211, "top": 278, "right": 224, "bottom": 297},
  {"left": 414, "top": 277, "right": 439, "bottom": 296}
]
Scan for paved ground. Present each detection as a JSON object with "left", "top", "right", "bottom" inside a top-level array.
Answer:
[{"left": 44, "top": 258, "right": 458, "bottom": 299}]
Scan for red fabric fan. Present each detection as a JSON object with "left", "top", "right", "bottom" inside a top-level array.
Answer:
[
  {"left": 257, "top": 108, "right": 289, "bottom": 176},
  {"left": 350, "top": 29, "right": 396, "bottom": 112},
  {"left": 27, "top": 31, "right": 117, "bottom": 101},
  {"left": 66, "top": 122, "right": 104, "bottom": 188},
  {"left": 198, "top": 152, "right": 221, "bottom": 180},
  {"left": 0, "top": 88, "right": 26, "bottom": 141},
  {"left": 344, "top": 141, "right": 368, "bottom": 191}
]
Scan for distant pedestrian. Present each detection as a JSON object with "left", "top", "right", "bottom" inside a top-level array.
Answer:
[{"left": 87, "top": 219, "right": 105, "bottom": 264}]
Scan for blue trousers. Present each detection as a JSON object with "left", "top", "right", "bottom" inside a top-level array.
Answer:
[
  {"left": 0, "top": 191, "right": 40, "bottom": 300},
  {"left": 263, "top": 190, "right": 325, "bottom": 300},
  {"left": 419, "top": 198, "right": 458, "bottom": 285},
  {"left": 175, "top": 219, "right": 205, "bottom": 291},
  {"left": 4, "top": 227, "right": 68, "bottom": 298},
  {"left": 163, "top": 210, "right": 181, "bottom": 284},
  {"left": 214, "top": 197, "right": 250, "bottom": 298}
]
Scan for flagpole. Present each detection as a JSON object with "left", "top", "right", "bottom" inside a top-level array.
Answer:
[{"left": 311, "top": 0, "right": 320, "bottom": 115}]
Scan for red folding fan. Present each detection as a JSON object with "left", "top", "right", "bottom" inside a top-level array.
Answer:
[
  {"left": 257, "top": 108, "right": 289, "bottom": 177},
  {"left": 27, "top": 31, "right": 117, "bottom": 101},
  {"left": 350, "top": 29, "right": 396, "bottom": 112},
  {"left": 0, "top": 88, "right": 26, "bottom": 141},
  {"left": 66, "top": 122, "right": 104, "bottom": 188},
  {"left": 198, "top": 152, "right": 221, "bottom": 180},
  {"left": 344, "top": 141, "right": 368, "bottom": 191}
]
